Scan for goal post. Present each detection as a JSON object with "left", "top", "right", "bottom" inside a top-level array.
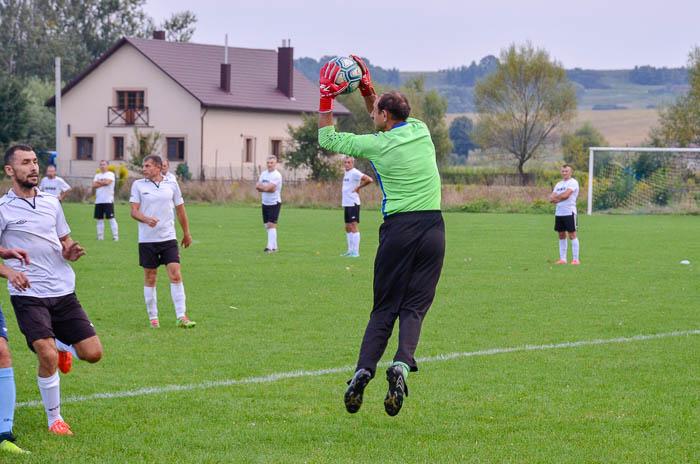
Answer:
[{"left": 587, "top": 147, "right": 700, "bottom": 215}]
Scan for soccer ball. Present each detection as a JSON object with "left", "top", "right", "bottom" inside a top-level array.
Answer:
[{"left": 328, "top": 56, "right": 362, "bottom": 94}]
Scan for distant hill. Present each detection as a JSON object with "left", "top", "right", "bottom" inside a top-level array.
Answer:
[{"left": 295, "top": 57, "right": 688, "bottom": 113}]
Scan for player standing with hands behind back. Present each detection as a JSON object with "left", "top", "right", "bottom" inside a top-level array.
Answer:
[
  {"left": 318, "top": 57, "right": 445, "bottom": 417},
  {"left": 550, "top": 164, "right": 580, "bottom": 264}
]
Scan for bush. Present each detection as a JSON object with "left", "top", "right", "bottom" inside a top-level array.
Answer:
[{"left": 176, "top": 162, "right": 192, "bottom": 181}]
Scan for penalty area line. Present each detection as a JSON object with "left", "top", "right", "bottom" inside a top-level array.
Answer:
[{"left": 16, "top": 329, "right": 699, "bottom": 409}]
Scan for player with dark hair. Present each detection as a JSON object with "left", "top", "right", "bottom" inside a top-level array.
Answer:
[
  {"left": 318, "top": 57, "right": 445, "bottom": 416},
  {"left": 130, "top": 155, "right": 196, "bottom": 328},
  {"left": 0, "top": 145, "right": 104, "bottom": 436}
]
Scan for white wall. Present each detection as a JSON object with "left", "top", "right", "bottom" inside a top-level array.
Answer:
[{"left": 58, "top": 44, "right": 201, "bottom": 180}]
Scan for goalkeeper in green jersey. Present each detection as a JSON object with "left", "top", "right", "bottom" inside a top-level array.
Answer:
[{"left": 318, "top": 56, "right": 445, "bottom": 417}]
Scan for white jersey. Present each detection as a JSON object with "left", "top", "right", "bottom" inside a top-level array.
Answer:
[
  {"left": 94, "top": 171, "right": 116, "bottom": 204},
  {"left": 0, "top": 189, "right": 75, "bottom": 297},
  {"left": 258, "top": 169, "right": 282, "bottom": 205},
  {"left": 130, "top": 177, "right": 184, "bottom": 243},
  {"left": 163, "top": 171, "right": 177, "bottom": 183},
  {"left": 39, "top": 176, "right": 71, "bottom": 197},
  {"left": 553, "top": 178, "right": 579, "bottom": 216},
  {"left": 342, "top": 168, "right": 365, "bottom": 207}
]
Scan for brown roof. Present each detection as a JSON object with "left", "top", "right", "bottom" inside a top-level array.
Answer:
[{"left": 46, "top": 37, "right": 349, "bottom": 115}]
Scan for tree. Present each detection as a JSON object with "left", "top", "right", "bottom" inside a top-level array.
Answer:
[
  {"left": 0, "top": 71, "right": 29, "bottom": 147},
  {"left": 561, "top": 122, "right": 607, "bottom": 173},
  {"left": 400, "top": 77, "right": 451, "bottom": 165},
  {"left": 474, "top": 43, "right": 577, "bottom": 182},
  {"left": 285, "top": 113, "right": 340, "bottom": 181},
  {"left": 448, "top": 116, "right": 476, "bottom": 158},
  {"left": 127, "top": 127, "right": 162, "bottom": 172},
  {"left": 651, "top": 46, "right": 700, "bottom": 147},
  {"left": 162, "top": 11, "right": 197, "bottom": 42}
]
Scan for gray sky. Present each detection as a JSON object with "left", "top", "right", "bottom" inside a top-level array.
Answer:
[{"left": 144, "top": 0, "right": 699, "bottom": 71}]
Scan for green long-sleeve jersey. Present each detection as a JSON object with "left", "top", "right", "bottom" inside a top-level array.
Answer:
[{"left": 318, "top": 118, "right": 441, "bottom": 216}]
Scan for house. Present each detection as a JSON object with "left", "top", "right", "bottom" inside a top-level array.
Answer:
[{"left": 46, "top": 32, "right": 349, "bottom": 181}]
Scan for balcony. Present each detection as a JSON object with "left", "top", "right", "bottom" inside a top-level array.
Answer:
[{"left": 107, "top": 106, "right": 149, "bottom": 126}]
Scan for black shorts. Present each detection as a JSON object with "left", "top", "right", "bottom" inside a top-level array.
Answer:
[
  {"left": 0, "top": 306, "right": 7, "bottom": 341},
  {"left": 555, "top": 213, "right": 578, "bottom": 232},
  {"left": 344, "top": 205, "right": 361, "bottom": 224},
  {"left": 262, "top": 202, "right": 281, "bottom": 224},
  {"left": 10, "top": 293, "right": 97, "bottom": 351},
  {"left": 139, "top": 239, "right": 180, "bottom": 268},
  {"left": 94, "top": 203, "right": 115, "bottom": 219}
]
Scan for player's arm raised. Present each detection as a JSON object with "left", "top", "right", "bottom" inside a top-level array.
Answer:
[
  {"left": 318, "top": 61, "right": 348, "bottom": 128},
  {"left": 350, "top": 55, "right": 377, "bottom": 114}
]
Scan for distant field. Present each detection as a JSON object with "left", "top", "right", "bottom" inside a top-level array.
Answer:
[
  {"left": 447, "top": 108, "right": 659, "bottom": 149},
  {"left": 3, "top": 204, "right": 698, "bottom": 463}
]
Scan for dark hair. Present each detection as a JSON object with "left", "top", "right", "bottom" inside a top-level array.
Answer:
[
  {"left": 4, "top": 144, "right": 33, "bottom": 166},
  {"left": 143, "top": 155, "right": 163, "bottom": 167},
  {"left": 377, "top": 91, "right": 410, "bottom": 121}
]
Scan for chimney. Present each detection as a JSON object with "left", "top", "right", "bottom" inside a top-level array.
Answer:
[
  {"left": 277, "top": 39, "right": 294, "bottom": 99},
  {"left": 220, "top": 34, "right": 231, "bottom": 93},
  {"left": 153, "top": 30, "right": 166, "bottom": 40}
]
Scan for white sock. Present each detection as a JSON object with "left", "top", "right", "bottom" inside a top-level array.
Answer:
[
  {"left": 269, "top": 228, "right": 277, "bottom": 250},
  {"left": 170, "top": 282, "right": 186, "bottom": 318},
  {"left": 571, "top": 238, "right": 580, "bottom": 261},
  {"left": 37, "top": 371, "right": 62, "bottom": 427},
  {"left": 109, "top": 218, "right": 119, "bottom": 239},
  {"left": 346, "top": 232, "right": 352, "bottom": 253},
  {"left": 559, "top": 239, "right": 567, "bottom": 261},
  {"left": 96, "top": 220, "right": 104, "bottom": 239},
  {"left": 55, "top": 339, "right": 79, "bottom": 360},
  {"left": 144, "top": 286, "right": 158, "bottom": 320},
  {"left": 352, "top": 232, "right": 360, "bottom": 254}
]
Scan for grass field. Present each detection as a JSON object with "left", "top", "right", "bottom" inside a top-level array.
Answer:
[{"left": 2, "top": 204, "right": 698, "bottom": 463}]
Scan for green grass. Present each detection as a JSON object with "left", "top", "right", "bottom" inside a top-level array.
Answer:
[{"left": 2, "top": 204, "right": 698, "bottom": 463}]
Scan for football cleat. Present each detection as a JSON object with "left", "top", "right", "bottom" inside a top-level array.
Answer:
[
  {"left": 571, "top": 259, "right": 581, "bottom": 265},
  {"left": 341, "top": 251, "right": 352, "bottom": 257},
  {"left": 48, "top": 419, "right": 72, "bottom": 435},
  {"left": 384, "top": 365, "right": 408, "bottom": 417},
  {"left": 348, "top": 253, "right": 360, "bottom": 258},
  {"left": 555, "top": 259, "right": 567, "bottom": 264},
  {"left": 150, "top": 319, "right": 160, "bottom": 329},
  {"left": 176, "top": 316, "right": 196, "bottom": 328},
  {"left": 344, "top": 368, "right": 372, "bottom": 414},
  {"left": 58, "top": 350, "right": 72, "bottom": 374},
  {"left": 0, "top": 434, "right": 30, "bottom": 454}
]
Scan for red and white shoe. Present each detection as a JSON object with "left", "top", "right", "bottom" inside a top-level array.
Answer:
[
  {"left": 58, "top": 350, "right": 72, "bottom": 374},
  {"left": 571, "top": 259, "right": 581, "bottom": 265},
  {"left": 555, "top": 259, "right": 567, "bottom": 264},
  {"left": 48, "top": 419, "right": 72, "bottom": 435}
]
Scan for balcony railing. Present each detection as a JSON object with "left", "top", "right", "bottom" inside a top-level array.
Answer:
[{"left": 107, "top": 106, "right": 149, "bottom": 126}]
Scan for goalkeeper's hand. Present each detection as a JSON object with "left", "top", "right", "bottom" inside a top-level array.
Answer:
[
  {"left": 350, "top": 54, "right": 376, "bottom": 97},
  {"left": 319, "top": 62, "right": 348, "bottom": 113}
]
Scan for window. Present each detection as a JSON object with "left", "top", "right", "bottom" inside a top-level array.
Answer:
[
  {"left": 113, "top": 136, "right": 124, "bottom": 160},
  {"left": 271, "top": 139, "right": 282, "bottom": 157},
  {"left": 245, "top": 138, "right": 254, "bottom": 163},
  {"left": 116, "top": 91, "right": 144, "bottom": 109},
  {"left": 76, "top": 137, "right": 94, "bottom": 160},
  {"left": 166, "top": 137, "right": 185, "bottom": 161}
]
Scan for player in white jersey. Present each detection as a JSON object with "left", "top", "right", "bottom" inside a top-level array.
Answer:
[
  {"left": 340, "top": 156, "right": 373, "bottom": 257},
  {"left": 550, "top": 164, "right": 581, "bottom": 264},
  {"left": 0, "top": 245, "right": 31, "bottom": 454},
  {"left": 92, "top": 160, "right": 118, "bottom": 241},
  {"left": 130, "top": 155, "right": 196, "bottom": 329},
  {"left": 39, "top": 165, "right": 72, "bottom": 201},
  {"left": 255, "top": 155, "right": 283, "bottom": 253},
  {"left": 0, "top": 145, "right": 103, "bottom": 436},
  {"left": 161, "top": 158, "right": 177, "bottom": 183}
]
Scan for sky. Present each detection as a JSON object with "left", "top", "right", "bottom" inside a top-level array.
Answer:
[{"left": 143, "top": 0, "right": 700, "bottom": 71}]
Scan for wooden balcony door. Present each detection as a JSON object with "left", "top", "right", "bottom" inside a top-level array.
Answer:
[{"left": 116, "top": 91, "right": 144, "bottom": 125}]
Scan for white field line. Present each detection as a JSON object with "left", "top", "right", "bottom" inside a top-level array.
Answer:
[{"left": 16, "top": 329, "right": 700, "bottom": 409}]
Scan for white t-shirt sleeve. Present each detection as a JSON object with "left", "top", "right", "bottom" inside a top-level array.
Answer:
[
  {"left": 39, "top": 178, "right": 47, "bottom": 191},
  {"left": 351, "top": 169, "right": 363, "bottom": 184},
  {"left": 173, "top": 182, "right": 184, "bottom": 207},
  {"left": 55, "top": 202, "right": 71, "bottom": 238},
  {"left": 59, "top": 178, "right": 71, "bottom": 192},
  {"left": 129, "top": 181, "right": 141, "bottom": 203}
]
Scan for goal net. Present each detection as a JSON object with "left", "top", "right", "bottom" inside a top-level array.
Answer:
[{"left": 588, "top": 147, "right": 700, "bottom": 214}]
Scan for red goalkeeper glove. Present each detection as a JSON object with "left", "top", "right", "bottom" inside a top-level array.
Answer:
[
  {"left": 319, "top": 62, "right": 348, "bottom": 113},
  {"left": 350, "top": 55, "right": 376, "bottom": 97}
]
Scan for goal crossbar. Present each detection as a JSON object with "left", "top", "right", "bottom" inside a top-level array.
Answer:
[{"left": 587, "top": 146, "right": 700, "bottom": 215}]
